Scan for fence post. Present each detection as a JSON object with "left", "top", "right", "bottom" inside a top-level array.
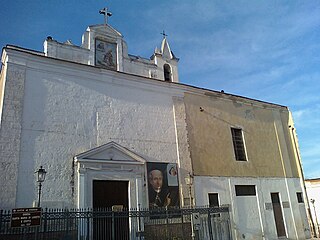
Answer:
[
  {"left": 191, "top": 211, "right": 196, "bottom": 240},
  {"left": 65, "top": 209, "right": 69, "bottom": 238},
  {"left": 0, "top": 210, "right": 2, "bottom": 234},
  {"left": 43, "top": 208, "right": 47, "bottom": 233},
  {"left": 227, "top": 209, "right": 232, "bottom": 240},
  {"left": 34, "top": 226, "right": 38, "bottom": 240},
  {"left": 86, "top": 209, "right": 90, "bottom": 240},
  {"left": 208, "top": 208, "right": 213, "bottom": 240},
  {"left": 22, "top": 226, "right": 27, "bottom": 240},
  {"left": 112, "top": 211, "right": 115, "bottom": 240},
  {"left": 225, "top": 204, "right": 234, "bottom": 240},
  {"left": 181, "top": 208, "right": 185, "bottom": 240},
  {"left": 137, "top": 205, "right": 142, "bottom": 240},
  {"left": 166, "top": 206, "right": 169, "bottom": 239}
]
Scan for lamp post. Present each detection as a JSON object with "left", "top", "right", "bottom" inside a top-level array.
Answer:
[
  {"left": 311, "top": 199, "right": 319, "bottom": 237},
  {"left": 35, "top": 166, "right": 47, "bottom": 208}
]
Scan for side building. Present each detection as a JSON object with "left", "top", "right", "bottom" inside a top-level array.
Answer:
[
  {"left": 305, "top": 178, "right": 320, "bottom": 237},
  {"left": 183, "top": 92, "right": 311, "bottom": 239},
  {"left": 0, "top": 23, "right": 311, "bottom": 239}
]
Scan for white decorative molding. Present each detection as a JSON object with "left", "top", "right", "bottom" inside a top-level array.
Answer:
[{"left": 74, "top": 141, "right": 146, "bottom": 209}]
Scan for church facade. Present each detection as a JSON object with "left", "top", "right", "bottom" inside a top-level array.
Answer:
[{"left": 0, "top": 23, "right": 311, "bottom": 239}]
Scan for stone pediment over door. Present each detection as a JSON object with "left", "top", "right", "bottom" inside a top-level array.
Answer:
[
  {"left": 74, "top": 141, "right": 146, "bottom": 170},
  {"left": 74, "top": 141, "right": 146, "bottom": 209}
]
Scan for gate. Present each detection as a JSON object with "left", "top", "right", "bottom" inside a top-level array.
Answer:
[{"left": 0, "top": 206, "right": 232, "bottom": 240}]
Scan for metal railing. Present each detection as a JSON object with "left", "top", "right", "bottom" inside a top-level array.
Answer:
[{"left": 0, "top": 206, "right": 232, "bottom": 240}]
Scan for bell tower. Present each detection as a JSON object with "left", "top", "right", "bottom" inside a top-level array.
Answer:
[
  {"left": 44, "top": 9, "right": 179, "bottom": 82},
  {"left": 151, "top": 32, "right": 180, "bottom": 83}
]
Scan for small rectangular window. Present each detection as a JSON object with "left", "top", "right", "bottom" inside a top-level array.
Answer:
[
  {"left": 231, "top": 128, "right": 247, "bottom": 161},
  {"left": 208, "top": 193, "right": 219, "bottom": 207},
  {"left": 235, "top": 185, "right": 256, "bottom": 196},
  {"left": 296, "top": 192, "right": 303, "bottom": 203}
]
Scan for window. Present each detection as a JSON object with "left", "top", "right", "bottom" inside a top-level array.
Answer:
[
  {"left": 296, "top": 192, "right": 303, "bottom": 203},
  {"left": 163, "top": 64, "right": 172, "bottom": 81},
  {"left": 208, "top": 193, "right": 219, "bottom": 207},
  {"left": 235, "top": 185, "right": 256, "bottom": 196},
  {"left": 231, "top": 128, "right": 247, "bottom": 161}
]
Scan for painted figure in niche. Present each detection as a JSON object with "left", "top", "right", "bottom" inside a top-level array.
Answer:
[
  {"left": 103, "top": 49, "right": 115, "bottom": 68},
  {"left": 95, "top": 39, "right": 117, "bottom": 70}
]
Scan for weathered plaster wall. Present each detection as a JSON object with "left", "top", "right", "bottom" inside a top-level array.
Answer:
[
  {"left": 122, "top": 57, "right": 156, "bottom": 81},
  {"left": 172, "top": 96, "right": 194, "bottom": 206},
  {"left": 195, "top": 176, "right": 310, "bottom": 240},
  {"left": 0, "top": 62, "right": 26, "bottom": 209},
  {"left": 44, "top": 40, "right": 91, "bottom": 65},
  {"left": 184, "top": 92, "right": 300, "bottom": 178}
]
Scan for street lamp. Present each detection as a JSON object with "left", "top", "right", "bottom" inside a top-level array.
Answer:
[
  {"left": 185, "top": 172, "right": 194, "bottom": 207},
  {"left": 35, "top": 166, "right": 47, "bottom": 208}
]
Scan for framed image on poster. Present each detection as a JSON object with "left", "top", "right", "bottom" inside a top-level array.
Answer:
[
  {"left": 95, "top": 39, "right": 117, "bottom": 70},
  {"left": 147, "top": 162, "right": 180, "bottom": 208}
]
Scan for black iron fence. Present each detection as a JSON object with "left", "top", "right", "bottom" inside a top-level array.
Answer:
[{"left": 0, "top": 206, "right": 232, "bottom": 240}]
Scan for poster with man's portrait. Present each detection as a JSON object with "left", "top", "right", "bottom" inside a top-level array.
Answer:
[
  {"left": 95, "top": 39, "right": 117, "bottom": 70},
  {"left": 147, "top": 162, "right": 180, "bottom": 208}
]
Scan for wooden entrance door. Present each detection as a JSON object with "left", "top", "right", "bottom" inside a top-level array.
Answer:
[
  {"left": 271, "top": 193, "right": 286, "bottom": 237},
  {"left": 93, "top": 180, "right": 129, "bottom": 240}
]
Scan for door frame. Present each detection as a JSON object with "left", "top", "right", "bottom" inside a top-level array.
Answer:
[
  {"left": 76, "top": 161, "right": 145, "bottom": 209},
  {"left": 74, "top": 142, "right": 146, "bottom": 210},
  {"left": 271, "top": 192, "right": 287, "bottom": 237}
]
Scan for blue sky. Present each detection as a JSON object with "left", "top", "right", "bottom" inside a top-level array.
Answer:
[{"left": 1, "top": 0, "right": 319, "bottom": 178}]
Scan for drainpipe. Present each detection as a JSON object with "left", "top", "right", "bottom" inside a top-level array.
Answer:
[{"left": 289, "top": 125, "right": 317, "bottom": 238}]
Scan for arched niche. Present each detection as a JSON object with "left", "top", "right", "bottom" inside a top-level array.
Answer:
[{"left": 163, "top": 64, "right": 172, "bottom": 82}]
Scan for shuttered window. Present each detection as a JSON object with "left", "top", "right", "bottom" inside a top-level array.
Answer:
[{"left": 231, "top": 128, "right": 247, "bottom": 161}]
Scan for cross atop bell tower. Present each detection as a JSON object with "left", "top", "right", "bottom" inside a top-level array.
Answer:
[
  {"left": 161, "top": 30, "right": 168, "bottom": 39},
  {"left": 99, "top": 7, "right": 112, "bottom": 26}
]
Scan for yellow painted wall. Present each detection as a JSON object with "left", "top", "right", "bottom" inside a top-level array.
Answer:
[{"left": 184, "top": 92, "right": 300, "bottom": 178}]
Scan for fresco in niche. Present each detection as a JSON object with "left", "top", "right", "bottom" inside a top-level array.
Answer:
[
  {"left": 147, "top": 162, "right": 179, "bottom": 208},
  {"left": 95, "top": 39, "right": 117, "bottom": 70}
]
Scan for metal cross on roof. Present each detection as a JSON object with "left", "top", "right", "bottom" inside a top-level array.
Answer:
[
  {"left": 161, "top": 30, "right": 168, "bottom": 39},
  {"left": 99, "top": 7, "right": 112, "bottom": 26}
]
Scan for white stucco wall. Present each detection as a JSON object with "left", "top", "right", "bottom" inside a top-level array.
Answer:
[
  {"left": 11, "top": 54, "right": 182, "bottom": 209},
  {"left": 194, "top": 176, "right": 310, "bottom": 240},
  {"left": 0, "top": 62, "right": 27, "bottom": 209}
]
